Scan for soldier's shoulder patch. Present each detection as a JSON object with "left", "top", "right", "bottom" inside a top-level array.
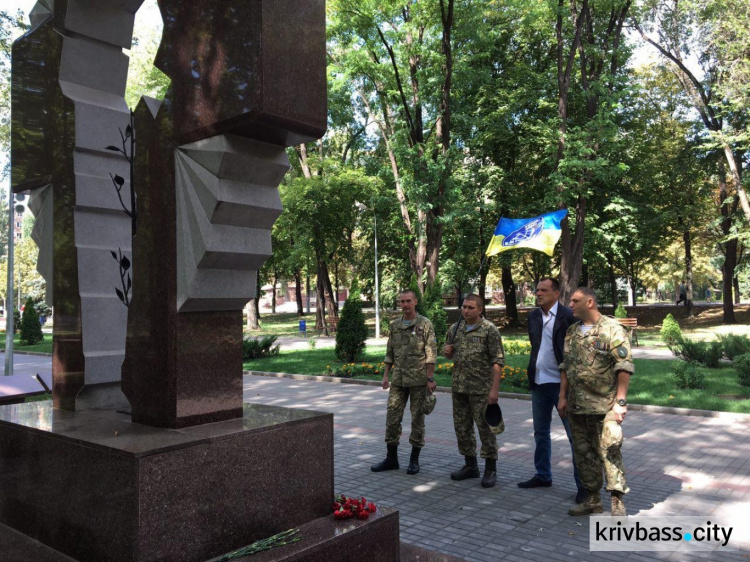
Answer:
[
  {"left": 616, "top": 346, "right": 628, "bottom": 358},
  {"left": 611, "top": 337, "right": 624, "bottom": 348}
]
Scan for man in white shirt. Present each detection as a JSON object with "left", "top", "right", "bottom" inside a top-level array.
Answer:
[{"left": 517, "top": 278, "right": 584, "bottom": 503}]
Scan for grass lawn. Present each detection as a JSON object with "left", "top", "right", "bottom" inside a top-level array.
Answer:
[
  {"left": 245, "top": 347, "right": 750, "bottom": 413},
  {"left": 0, "top": 332, "right": 53, "bottom": 354}
]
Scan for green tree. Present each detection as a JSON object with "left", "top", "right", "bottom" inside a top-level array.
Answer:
[
  {"left": 19, "top": 296, "right": 43, "bottom": 345},
  {"left": 335, "top": 280, "right": 368, "bottom": 361},
  {"left": 633, "top": 0, "right": 750, "bottom": 225}
]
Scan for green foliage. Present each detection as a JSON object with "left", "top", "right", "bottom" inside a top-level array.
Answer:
[
  {"left": 660, "top": 313, "right": 682, "bottom": 346},
  {"left": 407, "top": 275, "right": 425, "bottom": 315},
  {"left": 335, "top": 291, "right": 368, "bottom": 362},
  {"left": 501, "top": 365, "right": 529, "bottom": 389},
  {"left": 307, "top": 337, "right": 317, "bottom": 350},
  {"left": 614, "top": 304, "right": 628, "bottom": 318},
  {"left": 34, "top": 300, "right": 52, "bottom": 321},
  {"left": 671, "top": 360, "right": 706, "bottom": 390},
  {"left": 733, "top": 354, "right": 750, "bottom": 387},
  {"left": 13, "top": 307, "right": 20, "bottom": 333},
  {"left": 242, "top": 335, "right": 280, "bottom": 361},
  {"left": 422, "top": 282, "right": 447, "bottom": 347},
  {"left": 379, "top": 311, "right": 391, "bottom": 338},
  {"left": 673, "top": 336, "right": 722, "bottom": 368},
  {"left": 717, "top": 334, "right": 750, "bottom": 360},
  {"left": 19, "top": 297, "right": 43, "bottom": 345}
]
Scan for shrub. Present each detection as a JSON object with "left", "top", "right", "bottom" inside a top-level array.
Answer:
[
  {"left": 501, "top": 365, "right": 529, "bottom": 388},
  {"left": 307, "top": 337, "right": 317, "bottom": 350},
  {"left": 671, "top": 360, "right": 706, "bottom": 389},
  {"left": 326, "top": 362, "right": 385, "bottom": 378},
  {"left": 614, "top": 304, "right": 628, "bottom": 318},
  {"left": 13, "top": 308, "right": 21, "bottom": 333},
  {"left": 673, "top": 336, "right": 722, "bottom": 368},
  {"left": 19, "top": 297, "right": 44, "bottom": 345},
  {"left": 335, "top": 286, "right": 369, "bottom": 362},
  {"left": 503, "top": 340, "right": 532, "bottom": 355},
  {"left": 242, "top": 335, "right": 280, "bottom": 360},
  {"left": 660, "top": 313, "right": 682, "bottom": 346},
  {"left": 734, "top": 354, "right": 750, "bottom": 387},
  {"left": 717, "top": 333, "right": 750, "bottom": 360}
]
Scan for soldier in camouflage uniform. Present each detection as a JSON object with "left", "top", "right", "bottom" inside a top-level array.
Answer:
[
  {"left": 558, "top": 287, "right": 634, "bottom": 517},
  {"left": 444, "top": 294, "right": 504, "bottom": 488},
  {"left": 371, "top": 290, "right": 437, "bottom": 476}
]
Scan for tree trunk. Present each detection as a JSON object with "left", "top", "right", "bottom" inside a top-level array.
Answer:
[
  {"left": 320, "top": 260, "right": 338, "bottom": 318},
  {"left": 271, "top": 270, "right": 278, "bottom": 314},
  {"left": 683, "top": 228, "right": 694, "bottom": 318},
  {"left": 718, "top": 164, "right": 737, "bottom": 323},
  {"left": 248, "top": 272, "right": 261, "bottom": 330},
  {"left": 294, "top": 269, "right": 304, "bottom": 316},
  {"left": 733, "top": 276, "right": 740, "bottom": 304},
  {"left": 315, "top": 273, "right": 327, "bottom": 334},
  {"left": 501, "top": 265, "right": 518, "bottom": 326}
]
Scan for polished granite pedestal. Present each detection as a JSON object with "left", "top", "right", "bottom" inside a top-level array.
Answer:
[{"left": 0, "top": 402, "right": 359, "bottom": 562}]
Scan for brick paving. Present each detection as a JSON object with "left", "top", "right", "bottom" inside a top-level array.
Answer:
[{"left": 243, "top": 375, "right": 750, "bottom": 562}]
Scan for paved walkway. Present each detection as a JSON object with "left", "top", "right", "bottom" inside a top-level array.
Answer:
[{"left": 243, "top": 375, "right": 750, "bottom": 561}]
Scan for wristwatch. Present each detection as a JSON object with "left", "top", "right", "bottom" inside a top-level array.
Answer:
[
  {"left": 616, "top": 398, "right": 628, "bottom": 407},
  {"left": 427, "top": 377, "right": 435, "bottom": 383}
]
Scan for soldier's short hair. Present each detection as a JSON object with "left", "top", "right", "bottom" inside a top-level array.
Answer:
[
  {"left": 538, "top": 277, "right": 560, "bottom": 291},
  {"left": 573, "top": 286, "right": 598, "bottom": 305},
  {"left": 463, "top": 293, "right": 484, "bottom": 312},
  {"left": 400, "top": 289, "right": 418, "bottom": 300}
]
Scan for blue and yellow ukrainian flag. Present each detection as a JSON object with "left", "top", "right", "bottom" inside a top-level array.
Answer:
[{"left": 485, "top": 209, "right": 568, "bottom": 257}]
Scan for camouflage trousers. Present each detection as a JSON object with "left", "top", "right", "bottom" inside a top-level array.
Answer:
[
  {"left": 569, "top": 411, "right": 629, "bottom": 494},
  {"left": 452, "top": 392, "right": 497, "bottom": 460},
  {"left": 385, "top": 384, "right": 427, "bottom": 448}
]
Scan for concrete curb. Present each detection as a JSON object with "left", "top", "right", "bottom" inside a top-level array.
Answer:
[
  {"left": 1, "top": 350, "right": 53, "bottom": 357},
  {"left": 245, "top": 370, "right": 750, "bottom": 421}
]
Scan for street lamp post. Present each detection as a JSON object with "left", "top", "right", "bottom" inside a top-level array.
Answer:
[
  {"left": 373, "top": 208, "right": 380, "bottom": 339},
  {"left": 4, "top": 191, "right": 26, "bottom": 376}
]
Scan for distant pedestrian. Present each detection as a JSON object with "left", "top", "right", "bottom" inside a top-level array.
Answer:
[
  {"left": 371, "top": 290, "right": 437, "bottom": 475},
  {"left": 706, "top": 287, "right": 713, "bottom": 302},
  {"left": 444, "top": 294, "right": 504, "bottom": 488}
]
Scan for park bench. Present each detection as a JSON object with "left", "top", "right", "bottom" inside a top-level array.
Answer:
[
  {"left": 0, "top": 373, "right": 50, "bottom": 405},
  {"left": 617, "top": 317, "right": 639, "bottom": 347}
]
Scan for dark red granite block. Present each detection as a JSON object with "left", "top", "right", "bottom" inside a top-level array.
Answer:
[
  {"left": 122, "top": 0, "right": 326, "bottom": 429},
  {"left": 0, "top": 402, "right": 333, "bottom": 562},
  {"left": 241, "top": 508, "right": 400, "bottom": 562}
]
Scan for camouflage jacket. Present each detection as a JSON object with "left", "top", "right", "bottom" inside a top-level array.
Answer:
[
  {"left": 385, "top": 314, "right": 437, "bottom": 387},
  {"left": 560, "top": 315, "right": 635, "bottom": 414},
  {"left": 446, "top": 319, "right": 504, "bottom": 395}
]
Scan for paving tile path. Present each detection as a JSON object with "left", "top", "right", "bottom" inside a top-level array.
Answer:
[{"left": 243, "top": 375, "right": 750, "bottom": 562}]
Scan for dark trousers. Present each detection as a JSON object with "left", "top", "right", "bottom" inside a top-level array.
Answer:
[{"left": 531, "top": 382, "right": 582, "bottom": 490}]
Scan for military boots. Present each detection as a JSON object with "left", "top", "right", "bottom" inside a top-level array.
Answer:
[
  {"left": 371, "top": 444, "right": 399, "bottom": 472},
  {"left": 568, "top": 491, "right": 603, "bottom": 516},
  {"left": 406, "top": 446, "right": 421, "bottom": 475},
  {"left": 481, "top": 459, "right": 497, "bottom": 488},
  {"left": 450, "top": 455, "right": 480, "bottom": 480},
  {"left": 611, "top": 492, "right": 627, "bottom": 516}
]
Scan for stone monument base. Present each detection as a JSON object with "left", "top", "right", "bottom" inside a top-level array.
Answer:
[{"left": 0, "top": 402, "right": 398, "bottom": 561}]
